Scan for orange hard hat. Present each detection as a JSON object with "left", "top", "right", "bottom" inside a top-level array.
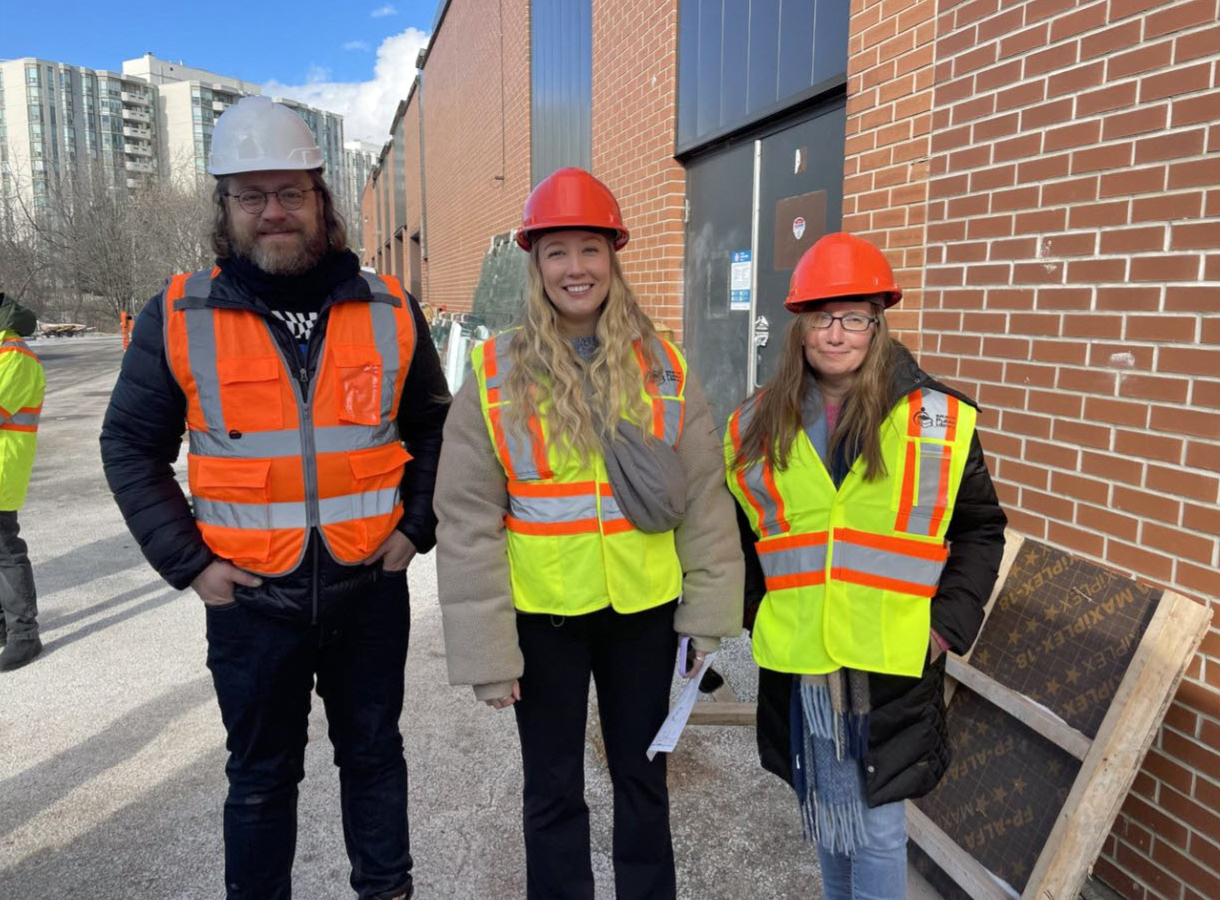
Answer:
[
  {"left": 516, "top": 167, "right": 629, "bottom": 251},
  {"left": 784, "top": 233, "right": 902, "bottom": 312}
]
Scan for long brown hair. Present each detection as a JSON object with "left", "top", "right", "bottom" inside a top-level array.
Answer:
[
  {"left": 503, "top": 235, "right": 659, "bottom": 462},
  {"left": 210, "top": 169, "right": 347, "bottom": 258},
  {"left": 734, "top": 303, "right": 895, "bottom": 480}
]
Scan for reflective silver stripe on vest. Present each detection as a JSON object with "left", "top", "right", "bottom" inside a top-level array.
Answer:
[
  {"left": 733, "top": 398, "right": 787, "bottom": 536},
  {"left": 907, "top": 445, "right": 950, "bottom": 537},
  {"left": 647, "top": 338, "right": 684, "bottom": 446},
  {"left": 508, "top": 492, "right": 597, "bottom": 524},
  {"left": 832, "top": 536, "right": 946, "bottom": 592},
  {"left": 483, "top": 337, "right": 547, "bottom": 480},
  {"left": 600, "top": 491, "right": 628, "bottom": 524},
  {"left": 319, "top": 487, "right": 400, "bottom": 524},
  {"left": 188, "top": 422, "right": 398, "bottom": 459},
  {"left": 194, "top": 497, "right": 309, "bottom": 530},
  {"left": 486, "top": 334, "right": 513, "bottom": 391},
  {"left": 757, "top": 542, "right": 827, "bottom": 580},
  {"left": 366, "top": 286, "right": 401, "bottom": 421},
  {"left": 4, "top": 410, "right": 40, "bottom": 428},
  {"left": 184, "top": 306, "right": 226, "bottom": 432},
  {"left": 195, "top": 486, "right": 399, "bottom": 531}
]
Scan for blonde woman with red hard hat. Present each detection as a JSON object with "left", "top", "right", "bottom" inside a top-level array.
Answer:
[
  {"left": 434, "top": 168, "right": 743, "bottom": 899},
  {"left": 725, "top": 233, "right": 1007, "bottom": 899}
]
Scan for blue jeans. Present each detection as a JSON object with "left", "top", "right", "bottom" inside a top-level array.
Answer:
[
  {"left": 816, "top": 791, "right": 907, "bottom": 900},
  {"left": 205, "top": 572, "right": 412, "bottom": 900}
]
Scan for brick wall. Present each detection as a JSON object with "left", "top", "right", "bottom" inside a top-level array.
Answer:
[
  {"left": 360, "top": 174, "right": 377, "bottom": 269},
  {"left": 591, "top": 0, "right": 686, "bottom": 338},
  {"left": 418, "top": 0, "right": 531, "bottom": 312},
  {"left": 846, "top": 0, "right": 1220, "bottom": 896},
  {"left": 400, "top": 91, "right": 426, "bottom": 298}
]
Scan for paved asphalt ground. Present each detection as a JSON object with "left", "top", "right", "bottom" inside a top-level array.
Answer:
[{"left": 0, "top": 335, "right": 820, "bottom": 899}]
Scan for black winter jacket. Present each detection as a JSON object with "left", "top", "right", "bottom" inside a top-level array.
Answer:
[
  {"left": 100, "top": 262, "right": 450, "bottom": 621},
  {"left": 741, "top": 342, "right": 1007, "bottom": 807}
]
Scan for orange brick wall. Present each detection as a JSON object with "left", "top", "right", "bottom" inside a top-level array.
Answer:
[
  {"left": 418, "top": 0, "right": 532, "bottom": 312},
  {"left": 400, "top": 91, "right": 427, "bottom": 299},
  {"left": 592, "top": 0, "right": 686, "bottom": 338},
  {"left": 841, "top": 0, "right": 939, "bottom": 347},
  {"left": 846, "top": 0, "right": 1220, "bottom": 897},
  {"left": 360, "top": 175, "right": 377, "bottom": 268}
]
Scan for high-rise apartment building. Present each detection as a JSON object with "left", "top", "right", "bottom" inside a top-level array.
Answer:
[
  {"left": 342, "top": 140, "right": 379, "bottom": 253},
  {"left": 0, "top": 57, "right": 157, "bottom": 211},
  {"left": 1, "top": 52, "right": 349, "bottom": 213}
]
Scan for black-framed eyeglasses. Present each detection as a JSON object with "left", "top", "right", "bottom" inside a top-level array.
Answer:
[
  {"left": 226, "top": 187, "right": 318, "bottom": 214},
  {"left": 806, "top": 311, "right": 878, "bottom": 332}
]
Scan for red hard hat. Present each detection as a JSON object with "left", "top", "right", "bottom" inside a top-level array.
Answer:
[
  {"left": 516, "top": 167, "right": 629, "bottom": 251},
  {"left": 784, "top": 233, "right": 902, "bottom": 312}
]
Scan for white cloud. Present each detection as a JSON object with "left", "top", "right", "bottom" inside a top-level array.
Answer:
[
  {"left": 265, "top": 28, "right": 429, "bottom": 145},
  {"left": 343, "top": 40, "right": 371, "bottom": 51},
  {"left": 371, "top": 4, "right": 397, "bottom": 16}
]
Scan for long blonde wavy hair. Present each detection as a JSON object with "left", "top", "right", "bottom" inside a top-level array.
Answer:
[
  {"left": 503, "top": 233, "right": 660, "bottom": 461},
  {"left": 734, "top": 299, "right": 896, "bottom": 480}
]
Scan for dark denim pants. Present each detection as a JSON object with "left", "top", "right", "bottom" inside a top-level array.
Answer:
[
  {"left": 205, "top": 572, "right": 413, "bottom": 900},
  {"left": 513, "top": 600, "right": 679, "bottom": 900},
  {"left": 0, "top": 509, "right": 38, "bottom": 643}
]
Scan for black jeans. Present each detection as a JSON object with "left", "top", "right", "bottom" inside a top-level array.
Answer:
[
  {"left": 205, "top": 572, "right": 412, "bottom": 900},
  {"left": 513, "top": 600, "right": 678, "bottom": 900},
  {"left": 0, "top": 510, "right": 38, "bottom": 642}
]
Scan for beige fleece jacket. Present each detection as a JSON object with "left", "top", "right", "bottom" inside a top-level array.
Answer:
[{"left": 435, "top": 365, "right": 745, "bottom": 701}]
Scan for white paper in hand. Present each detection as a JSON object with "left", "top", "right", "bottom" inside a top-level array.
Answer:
[{"left": 646, "top": 651, "right": 718, "bottom": 761}]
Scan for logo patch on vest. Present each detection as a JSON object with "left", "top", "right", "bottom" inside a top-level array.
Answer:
[{"left": 913, "top": 406, "right": 955, "bottom": 430}]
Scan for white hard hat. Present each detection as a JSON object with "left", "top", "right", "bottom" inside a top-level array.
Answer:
[{"left": 207, "top": 96, "right": 324, "bottom": 176}]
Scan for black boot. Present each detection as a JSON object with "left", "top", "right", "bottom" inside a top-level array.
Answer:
[{"left": 0, "top": 637, "right": 42, "bottom": 671}]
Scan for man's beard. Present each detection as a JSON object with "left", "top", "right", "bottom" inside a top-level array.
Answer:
[{"left": 236, "top": 225, "right": 327, "bottom": 276}]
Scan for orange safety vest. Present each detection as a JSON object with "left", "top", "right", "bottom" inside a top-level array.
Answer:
[{"left": 163, "top": 268, "right": 416, "bottom": 576}]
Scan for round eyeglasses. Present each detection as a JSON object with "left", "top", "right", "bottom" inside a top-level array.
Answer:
[
  {"left": 806, "top": 311, "right": 878, "bottom": 332},
  {"left": 226, "top": 187, "right": 318, "bottom": 215}
]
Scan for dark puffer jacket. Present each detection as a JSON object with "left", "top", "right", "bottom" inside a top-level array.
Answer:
[
  {"left": 742, "top": 342, "right": 1007, "bottom": 807},
  {"left": 99, "top": 261, "right": 449, "bottom": 621}
]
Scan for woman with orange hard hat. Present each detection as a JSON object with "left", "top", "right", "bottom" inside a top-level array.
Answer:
[
  {"left": 434, "top": 167, "right": 743, "bottom": 899},
  {"left": 724, "top": 233, "right": 1007, "bottom": 899}
]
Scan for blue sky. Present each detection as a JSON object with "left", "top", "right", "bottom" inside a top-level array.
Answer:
[{"left": 0, "top": 0, "right": 442, "bottom": 143}]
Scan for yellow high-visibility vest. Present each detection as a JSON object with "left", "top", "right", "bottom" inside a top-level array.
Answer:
[
  {"left": 726, "top": 388, "right": 976, "bottom": 677},
  {"left": 472, "top": 331, "right": 686, "bottom": 615},
  {"left": 0, "top": 331, "right": 45, "bottom": 511}
]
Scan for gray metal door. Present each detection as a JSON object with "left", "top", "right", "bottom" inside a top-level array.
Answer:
[
  {"left": 752, "top": 103, "right": 847, "bottom": 387},
  {"left": 682, "top": 101, "right": 846, "bottom": 430},
  {"left": 681, "top": 142, "right": 755, "bottom": 432}
]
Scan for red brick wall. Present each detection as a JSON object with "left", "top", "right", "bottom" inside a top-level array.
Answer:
[
  {"left": 841, "top": 0, "right": 939, "bottom": 347},
  {"left": 592, "top": 0, "right": 686, "bottom": 339},
  {"left": 360, "top": 175, "right": 377, "bottom": 269},
  {"left": 419, "top": 0, "right": 531, "bottom": 312},
  {"left": 400, "top": 91, "right": 427, "bottom": 299},
  {"left": 847, "top": 0, "right": 1220, "bottom": 897}
]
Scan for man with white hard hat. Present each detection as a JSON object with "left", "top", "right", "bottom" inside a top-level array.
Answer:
[{"left": 101, "top": 95, "right": 447, "bottom": 900}]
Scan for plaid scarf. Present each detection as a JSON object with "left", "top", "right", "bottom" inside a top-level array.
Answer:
[{"left": 790, "top": 669, "right": 871, "bottom": 854}]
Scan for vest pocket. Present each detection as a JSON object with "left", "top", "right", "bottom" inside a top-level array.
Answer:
[
  {"left": 331, "top": 343, "right": 383, "bottom": 425},
  {"left": 217, "top": 356, "right": 284, "bottom": 430}
]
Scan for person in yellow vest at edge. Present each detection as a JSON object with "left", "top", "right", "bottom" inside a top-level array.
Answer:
[
  {"left": 725, "top": 233, "right": 1007, "bottom": 900},
  {"left": 434, "top": 167, "right": 744, "bottom": 900},
  {"left": 99, "top": 97, "right": 449, "bottom": 900},
  {"left": 0, "top": 291, "right": 46, "bottom": 672}
]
